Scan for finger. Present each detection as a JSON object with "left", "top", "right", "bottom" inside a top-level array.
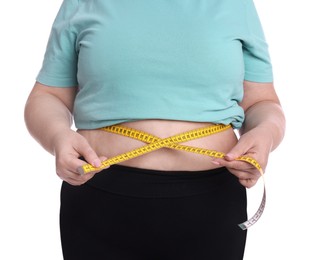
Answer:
[
  {"left": 76, "top": 155, "right": 109, "bottom": 175},
  {"left": 238, "top": 178, "right": 258, "bottom": 188},
  {"left": 211, "top": 159, "right": 260, "bottom": 185},
  {"left": 74, "top": 139, "right": 103, "bottom": 168},
  {"left": 226, "top": 160, "right": 261, "bottom": 177},
  {"left": 228, "top": 167, "right": 261, "bottom": 180},
  {"left": 99, "top": 155, "right": 108, "bottom": 163},
  {"left": 57, "top": 156, "right": 88, "bottom": 175},
  {"left": 56, "top": 156, "right": 97, "bottom": 184},
  {"left": 212, "top": 158, "right": 255, "bottom": 172},
  {"left": 223, "top": 138, "right": 253, "bottom": 162},
  {"left": 57, "top": 167, "right": 97, "bottom": 186}
]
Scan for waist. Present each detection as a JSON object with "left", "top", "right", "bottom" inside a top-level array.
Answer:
[
  {"left": 77, "top": 120, "right": 238, "bottom": 171},
  {"left": 85, "top": 165, "right": 239, "bottom": 198}
]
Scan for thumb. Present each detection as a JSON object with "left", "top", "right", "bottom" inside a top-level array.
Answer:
[
  {"left": 224, "top": 141, "right": 248, "bottom": 161},
  {"left": 99, "top": 155, "right": 108, "bottom": 162},
  {"left": 76, "top": 140, "right": 102, "bottom": 168}
]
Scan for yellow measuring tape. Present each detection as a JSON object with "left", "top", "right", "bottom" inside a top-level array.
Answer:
[{"left": 78, "top": 124, "right": 266, "bottom": 230}]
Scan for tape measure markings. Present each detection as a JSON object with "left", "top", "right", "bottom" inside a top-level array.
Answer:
[{"left": 78, "top": 124, "right": 265, "bottom": 230}]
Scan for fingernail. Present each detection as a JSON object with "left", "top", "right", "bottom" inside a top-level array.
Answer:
[
  {"left": 225, "top": 153, "right": 234, "bottom": 160},
  {"left": 211, "top": 160, "right": 220, "bottom": 165},
  {"left": 92, "top": 159, "right": 101, "bottom": 168}
]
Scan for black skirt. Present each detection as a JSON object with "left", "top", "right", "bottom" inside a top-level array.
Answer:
[{"left": 60, "top": 165, "right": 247, "bottom": 260}]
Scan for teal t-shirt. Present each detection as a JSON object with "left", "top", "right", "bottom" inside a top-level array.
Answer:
[{"left": 37, "top": 0, "right": 273, "bottom": 129}]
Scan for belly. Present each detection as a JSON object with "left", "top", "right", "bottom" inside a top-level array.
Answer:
[{"left": 77, "top": 120, "right": 238, "bottom": 171}]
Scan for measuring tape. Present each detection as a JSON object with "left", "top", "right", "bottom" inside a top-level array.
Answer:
[{"left": 78, "top": 124, "right": 266, "bottom": 230}]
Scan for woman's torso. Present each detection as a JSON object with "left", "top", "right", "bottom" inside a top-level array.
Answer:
[{"left": 77, "top": 120, "right": 238, "bottom": 171}]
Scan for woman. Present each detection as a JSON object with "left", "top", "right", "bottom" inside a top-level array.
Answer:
[{"left": 24, "top": 0, "right": 285, "bottom": 259}]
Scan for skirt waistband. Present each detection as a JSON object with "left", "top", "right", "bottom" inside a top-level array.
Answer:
[{"left": 85, "top": 165, "right": 235, "bottom": 198}]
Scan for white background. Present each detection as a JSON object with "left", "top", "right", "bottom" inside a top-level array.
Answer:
[{"left": 0, "top": 0, "right": 312, "bottom": 259}]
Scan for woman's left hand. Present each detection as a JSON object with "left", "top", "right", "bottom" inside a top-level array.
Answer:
[{"left": 212, "top": 126, "right": 272, "bottom": 188}]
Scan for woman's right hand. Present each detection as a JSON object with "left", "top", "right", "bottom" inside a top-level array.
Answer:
[
  {"left": 25, "top": 82, "right": 108, "bottom": 186},
  {"left": 53, "top": 129, "right": 108, "bottom": 186}
]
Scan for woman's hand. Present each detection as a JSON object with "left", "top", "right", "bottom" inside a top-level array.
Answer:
[
  {"left": 24, "top": 82, "right": 109, "bottom": 186},
  {"left": 53, "top": 129, "right": 108, "bottom": 186},
  {"left": 216, "top": 81, "right": 285, "bottom": 188},
  {"left": 212, "top": 126, "right": 271, "bottom": 188}
]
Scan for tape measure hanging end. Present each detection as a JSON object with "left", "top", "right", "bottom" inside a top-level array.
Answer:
[{"left": 236, "top": 167, "right": 266, "bottom": 230}]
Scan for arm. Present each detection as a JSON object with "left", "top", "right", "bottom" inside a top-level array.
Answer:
[
  {"left": 24, "top": 82, "right": 105, "bottom": 185},
  {"left": 239, "top": 81, "right": 285, "bottom": 151},
  {"left": 24, "top": 82, "right": 75, "bottom": 154},
  {"left": 212, "top": 81, "right": 286, "bottom": 188}
]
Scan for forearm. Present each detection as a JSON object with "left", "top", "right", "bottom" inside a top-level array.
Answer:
[
  {"left": 24, "top": 92, "right": 73, "bottom": 155},
  {"left": 240, "top": 101, "right": 286, "bottom": 151}
]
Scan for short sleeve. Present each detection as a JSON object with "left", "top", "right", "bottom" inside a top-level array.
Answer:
[
  {"left": 242, "top": 0, "right": 273, "bottom": 83},
  {"left": 36, "top": 0, "right": 79, "bottom": 87}
]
